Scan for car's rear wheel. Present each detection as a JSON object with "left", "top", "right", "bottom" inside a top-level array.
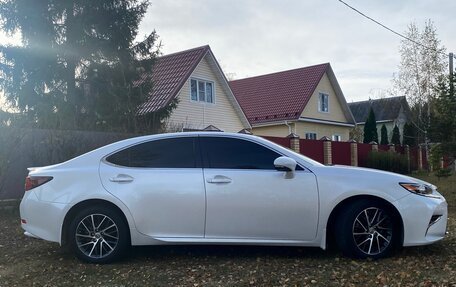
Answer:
[
  {"left": 335, "top": 200, "right": 399, "bottom": 259},
  {"left": 69, "top": 206, "right": 129, "bottom": 263}
]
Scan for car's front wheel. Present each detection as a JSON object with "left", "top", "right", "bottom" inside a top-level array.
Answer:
[
  {"left": 335, "top": 199, "right": 399, "bottom": 259},
  {"left": 69, "top": 206, "right": 129, "bottom": 263}
]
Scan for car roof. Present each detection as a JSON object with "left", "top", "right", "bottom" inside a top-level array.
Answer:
[{"left": 131, "top": 131, "right": 258, "bottom": 141}]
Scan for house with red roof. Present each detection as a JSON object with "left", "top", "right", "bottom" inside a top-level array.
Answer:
[
  {"left": 230, "top": 63, "right": 356, "bottom": 141},
  {"left": 138, "top": 45, "right": 251, "bottom": 132}
]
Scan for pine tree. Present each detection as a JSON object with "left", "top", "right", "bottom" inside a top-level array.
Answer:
[
  {"left": 402, "top": 122, "right": 416, "bottom": 146},
  {"left": 363, "top": 108, "right": 378, "bottom": 143},
  {"left": 430, "top": 75, "right": 456, "bottom": 144},
  {"left": 380, "top": 124, "right": 389, "bottom": 145},
  {"left": 391, "top": 125, "right": 401, "bottom": 145},
  {"left": 0, "top": 0, "right": 167, "bottom": 132}
]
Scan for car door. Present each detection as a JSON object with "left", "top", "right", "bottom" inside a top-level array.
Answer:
[
  {"left": 99, "top": 136, "right": 206, "bottom": 238},
  {"left": 201, "top": 136, "right": 319, "bottom": 241}
]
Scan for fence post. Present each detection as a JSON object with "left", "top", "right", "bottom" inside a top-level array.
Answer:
[
  {"left": 370, "top": 141, "right": 378, "bottom": 152},
  {"left": 320, "top": 136, "right": 332, "bottom": 165},
  {"left": 287, "top": 133, "right": 300, "bottom": 153},
  {"left": 349, "top": 139, "right": 358, "bottom": 167},
  {"left": 388, "top": 143, "right": 395, "bottom": 153},
  {"left": 404, "top": 145, "right": 410, "bottom": 173},
  {"left": 418, "top": 145, "right": 423, "bottom": 170}
]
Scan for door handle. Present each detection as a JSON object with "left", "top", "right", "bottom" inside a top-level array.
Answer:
[
  {"left": 206, "top": 175, "right": 232, "bottom": 184},
  {"left": 109, "top": 174, "right": 134, "bottom": 183}
]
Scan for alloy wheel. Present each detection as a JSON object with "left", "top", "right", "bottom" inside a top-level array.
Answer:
[
  {"left": 75, "top": 214, "right": 119, "bottom": 259},
  {"left": 352, "top": 207, "right": 393, "bottom": 256}
]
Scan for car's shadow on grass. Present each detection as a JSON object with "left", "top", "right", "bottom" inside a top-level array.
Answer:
[
  {"left": 123, "top": 239, "right": 452, "bottom": 264},
  {"left": 127, "top": 244, "right": 337, "bottom": 262},
  {"left": 47, "top": 240, "right": 451, "bottom": 264},
  {"left": 395, "top": 240, "right": 451, "bottom": 258}
]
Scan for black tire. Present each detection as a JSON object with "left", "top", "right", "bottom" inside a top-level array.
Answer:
[
  {"left": 335, "top": 199, "right": 400, "bottom": 259},
  {"left": 68, "top": 205, "right": 129, "bottom": 264}
]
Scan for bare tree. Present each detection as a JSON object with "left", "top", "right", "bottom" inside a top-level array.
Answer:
[
  {"left": 392, "top": 20, "right": 446, "bottom": 161},
  {"left": 393, "top": 21, "right": 446, "bottom": 109}
]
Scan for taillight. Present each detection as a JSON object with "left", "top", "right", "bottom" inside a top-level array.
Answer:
[{"left": 25, "top": 176, "right": 53, "bottom": 191}]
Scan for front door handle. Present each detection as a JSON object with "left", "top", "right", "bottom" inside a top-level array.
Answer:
[
  {"left": 206, "top": 175, "right": 232, "bottom": 184},
  {"left": 109, "top": 174, "right": 134, "bottom": 183}
]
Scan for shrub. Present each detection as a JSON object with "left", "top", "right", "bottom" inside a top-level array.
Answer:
[
  {"left": 366, "top": 151, "right": 409, "bottom": 174},
  {"left": 435, "top": 168, "right": 452, "bottom": 180},
  {"left": 429, "top": 144, "right": 443, "bottom": 172}
]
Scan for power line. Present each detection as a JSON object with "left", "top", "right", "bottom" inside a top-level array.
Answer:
[{"left": 338, "top": 0, "right": 455, "bottom": 60}]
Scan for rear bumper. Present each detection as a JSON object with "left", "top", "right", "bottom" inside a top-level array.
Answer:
[
  {"left": 20, "top": 190, "right": 68, "bottom": 244},
  {"left": 24, "top": 231, "right": 40, "bottom": 239},
  {"left": 397, "top": 193, "right": 448, "bottom": 247}
]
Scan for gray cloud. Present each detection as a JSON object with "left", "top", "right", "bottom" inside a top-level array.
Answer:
[
  {"left": 1, "top": 1, "right": 453, "bottom": 106},
  {"left": 140, "top": 0, "right": 456, "bottom": 102}
]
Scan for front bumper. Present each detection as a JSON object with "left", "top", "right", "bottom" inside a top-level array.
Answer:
[
  {"left": 20, "top": 190, "right": 68, "bottom": 244},
  {"left": 396, "top": 193, "right": 448, "bottom": 246}
]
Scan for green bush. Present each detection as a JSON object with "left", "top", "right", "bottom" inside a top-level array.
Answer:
[
  {"left": 366, "top": 151, "right": 409, "bottom": 174},
  {"left": 435, "top": 168, "right": 452, "bottom": 180},
  {"left": 429, "top": 144, "right": 443, "bottom": 172}
]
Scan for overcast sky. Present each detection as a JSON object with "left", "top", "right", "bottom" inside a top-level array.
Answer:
[
  {"left": 1, "top": 0, "right": 455, "bottom": 109},
  {"left": 138, "top": 0, "right": 456, "bottom": 102}
]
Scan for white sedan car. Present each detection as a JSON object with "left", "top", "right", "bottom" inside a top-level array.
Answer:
[{"left": 20, "top": 132, "right": 447, "bottom": 263}]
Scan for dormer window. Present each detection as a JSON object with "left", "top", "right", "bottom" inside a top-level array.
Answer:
[
  {"left": 318, "top": 93, "right": 329, "bottom": 113},
  {"left": 191, "top": 79, "right": 214, "bottom": 103}
]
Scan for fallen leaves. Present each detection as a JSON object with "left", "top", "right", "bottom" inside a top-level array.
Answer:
[{"left": 0, "top": 209, "right": 455, "bottom": 287}]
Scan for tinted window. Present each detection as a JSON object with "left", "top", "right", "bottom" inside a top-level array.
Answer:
[
  {"left": 106, "top": 137, "right": 198, "bottom": 168},
  {"left": 201, "top": 137, "right": 281, "bottom": 170}
]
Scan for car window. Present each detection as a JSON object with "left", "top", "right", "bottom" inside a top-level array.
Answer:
[
  {"left": 106, "top": 137, "right": 199, "bottom": 168},
  {"left": 200, "top": 137, "right": 283, "bottom": 170}
]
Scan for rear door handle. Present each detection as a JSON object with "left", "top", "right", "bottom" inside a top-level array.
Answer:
[
  {"left": 109, "top": 174, "right": 134, "bottom": 183},
  {"left": 206, "top": 175, "right": 232, "bottom": 184}
]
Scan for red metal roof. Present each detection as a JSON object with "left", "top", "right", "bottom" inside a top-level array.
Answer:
[
  {"left": 229, "top": 63, "right": 329, "bottom": 125},
  {"left": 137, "top": 45, "right": 210, "bottom": 115}
]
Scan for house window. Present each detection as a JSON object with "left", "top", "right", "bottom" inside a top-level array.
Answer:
[
  {"left": 318, "top": 93, "right": 329, "bottom": 113},
  {"left": 190, "top": 79, "right": 214, "bottom": 103},
  {"left": 332, "top": 134, "right": 341, "bottom": 141},
  {"left": 305, "top": 132, "right": 317, "bottom": 140}
]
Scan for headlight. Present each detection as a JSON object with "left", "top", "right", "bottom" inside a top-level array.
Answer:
[{"left": 399, "top": 182, "right": 434, "bottom": 196}]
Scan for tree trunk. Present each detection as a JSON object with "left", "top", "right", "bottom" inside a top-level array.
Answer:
[{"left": 66, "top": 0, "right": 78, "bottom": 129}]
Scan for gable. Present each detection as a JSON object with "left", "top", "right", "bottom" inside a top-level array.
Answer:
[
  {"left": 230, "top": 63, "right": 329, "bottom": 125},
  {"left": 301, "top": 72, "right": 349, "bottom": 123},
  {"left": 137, "top": 46, "right": 208, "bottom": 115},
  {"left": 167, "top": 53, "right": 249, "bottom": 132}
]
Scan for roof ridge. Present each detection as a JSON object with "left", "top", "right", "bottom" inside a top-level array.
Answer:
[
  {"left": 158, "top": 45, "right": 210, "bottom": 59},
  {"left": 229, "top": 62, "right": 330, "bottom": 83},
  {"left": 348, "top": 95, "right": 406, "bottom": 105}
]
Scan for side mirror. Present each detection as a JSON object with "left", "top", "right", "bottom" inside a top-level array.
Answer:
[{"left": 274, "top": 156, "right": 297, "bottom": 172}]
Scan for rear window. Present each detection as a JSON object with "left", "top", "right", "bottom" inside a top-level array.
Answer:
[{"left": 106, "top": 137, "right": 198, "bottom": 168}]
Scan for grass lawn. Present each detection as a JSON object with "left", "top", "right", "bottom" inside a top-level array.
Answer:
[
  {"left": 413, "top": 172, "right": 456, "bottom": 207},
  {"left": 0, "top": 174, "right": 455, "bottom": 286}
]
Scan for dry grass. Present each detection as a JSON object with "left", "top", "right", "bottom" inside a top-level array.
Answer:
[{"left": 0, "top": 174, "right": 455, "bottom": 286}]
